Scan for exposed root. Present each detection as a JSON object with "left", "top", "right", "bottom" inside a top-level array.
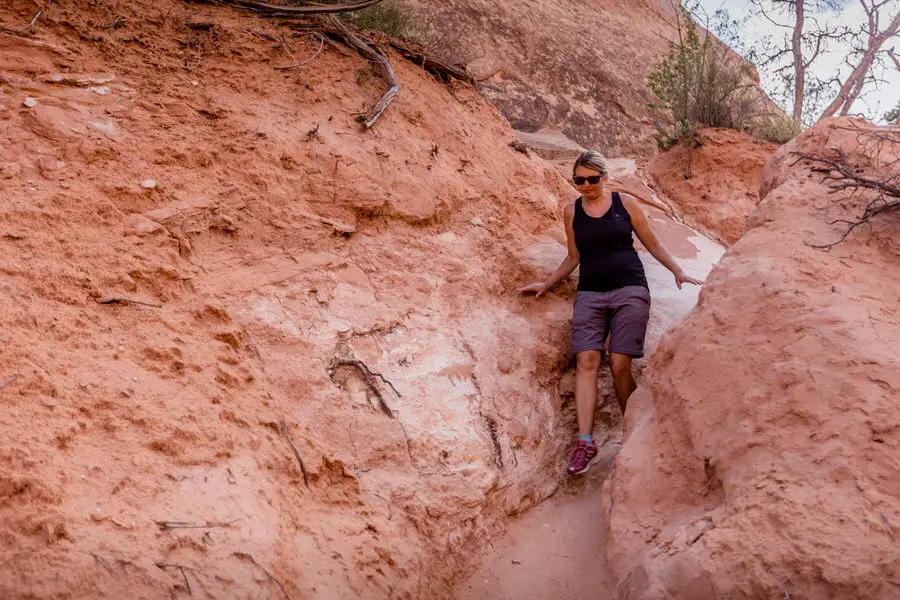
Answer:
[
  {"left": 325, "top": 14, "right": 399, "bottom": 127},
  {"left": 190, "top": 0, "right": 386, "bottom": 15}
]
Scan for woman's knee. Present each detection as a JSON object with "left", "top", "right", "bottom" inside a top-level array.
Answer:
[
  {"left": 609, "top": 355, "right": 633, "bottom": 381},
  {"left": 575, "top": 350, "right": 602, "bottom": 372}
]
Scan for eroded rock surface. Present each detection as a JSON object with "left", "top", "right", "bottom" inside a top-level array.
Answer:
[
  {"left": 648, "top": 128, "right": 777, "bottom": 246},
  {"left": 603, "top": 118, "right": 900, "bottom": 599},
  {"left": 0, "top": 1, "right": 721, "bottom": 597},
  {"left": 409, "top": 0, "right": 679, "bottom": 158}
]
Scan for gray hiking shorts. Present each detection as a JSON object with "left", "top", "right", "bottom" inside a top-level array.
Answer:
[{"left": 572, "top": 285, "right": 651, "bottom": 358}]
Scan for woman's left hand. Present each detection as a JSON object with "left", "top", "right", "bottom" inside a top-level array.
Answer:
[{"left": 674, "top": 270, "right": 704, "bottom": 289}]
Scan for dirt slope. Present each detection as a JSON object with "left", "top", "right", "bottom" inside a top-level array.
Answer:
[
  {"left": 0, "top": 1, "right": 590, "bottom": 597},
  {"left": 603, "top": 118, "right": 900, "bottom": 598},
  {"left": 648, "top": 128, "right": 777, "bottom": 245}
]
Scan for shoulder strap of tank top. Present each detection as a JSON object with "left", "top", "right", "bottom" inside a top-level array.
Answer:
[{"left": 611, "top": 191, "right": 621, "bottom": 207}]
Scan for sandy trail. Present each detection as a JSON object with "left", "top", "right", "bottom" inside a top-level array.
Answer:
[{"left": 454, "top": 443, "right": 619, "bottom": 600}]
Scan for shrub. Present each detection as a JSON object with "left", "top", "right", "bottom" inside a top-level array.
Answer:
[
  {"left": 754, "top": 114, "right": 802, "bottom": 145},
  {"left": 320, "top": 0, "right": 421, "bottom": 41},
  {"left": 886, "top": 101, "right": 900, "bottom": 124},
  {"left": 648, "top": 7, "right": 757, "bottom": 147}
]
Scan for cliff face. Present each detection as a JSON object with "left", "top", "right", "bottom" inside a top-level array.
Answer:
[
  {"left": 408, "top": 0, "right": 679, "bottom": 158},
  {"left": 603, "top": 118, "right": 900, "bottom": 599}
]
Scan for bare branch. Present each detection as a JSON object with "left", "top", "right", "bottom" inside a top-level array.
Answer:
[
  {"left": 889, "top": 49, "right": 900, "bottom": 71},
  {"left": 191, "top": 0, "right": 386, "bottom": 15},
  {"left": 274, "top": 32, "right": 324, "bottom": 69},
  {"left": 0, "top": 10, "right": 43, "bottom": 35},
  {"left": 325, "top": 14, "right": 400, "bottom": 127},
  {"left": 794, "top": 130, "right": 900, "bottom": 247},
  {"left": 819, "top": 4, "right": 900, "bottom": 120}
]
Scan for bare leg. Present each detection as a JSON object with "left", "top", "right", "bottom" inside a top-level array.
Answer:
[
  {"left": 575, "top": 350, "right": 602, "bottom": 436},
  {"left": 609, "top": 352, "right": 637, "bottom": 415}
]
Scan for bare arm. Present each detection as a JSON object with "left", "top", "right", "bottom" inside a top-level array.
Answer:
[
  {"left": 519, "top": 202, "right": 580, "bottom": 296},
  {"left": 619, "top": 194, "right": 703, "bottom": 289}
]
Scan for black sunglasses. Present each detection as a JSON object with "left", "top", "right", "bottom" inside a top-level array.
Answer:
[{"left": 573, "top": 175, "right": 603, "bottom": 185}]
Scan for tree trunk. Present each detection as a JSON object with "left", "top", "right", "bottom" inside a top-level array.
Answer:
[
  {"left": 818, "top": 6, "right": 900, "bottom": 121},
  {"left": 792, "top": 1, "right": 806, "bottom": 121}
]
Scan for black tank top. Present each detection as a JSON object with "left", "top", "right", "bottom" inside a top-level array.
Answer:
[{"left": 572, "top": 192, "right": 648, "bottom": 292}]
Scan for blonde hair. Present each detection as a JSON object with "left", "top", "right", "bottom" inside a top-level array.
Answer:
[{"left": 573, "top": 150, "right": 608, "bottom": 177}]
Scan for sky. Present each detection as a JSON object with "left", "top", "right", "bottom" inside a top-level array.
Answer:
[{"left": 694, "top": 0, "right": 900, "bottom": 123}]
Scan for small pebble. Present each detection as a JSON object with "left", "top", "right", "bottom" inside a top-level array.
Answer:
[
  {"left": 23, "top": 97, "right": 37, "bottom": 108},
  {"left": 140, "top": 179, "right": 157, "bottom": 190}
]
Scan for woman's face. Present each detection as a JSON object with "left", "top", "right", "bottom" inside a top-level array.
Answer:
[{"left": 573, "top": 165, "right": 607, "bottom": 194}]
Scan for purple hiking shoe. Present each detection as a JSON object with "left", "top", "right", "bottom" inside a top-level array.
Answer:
[{"left": 566, "top": 439, "right": 599, "bottom": 475}]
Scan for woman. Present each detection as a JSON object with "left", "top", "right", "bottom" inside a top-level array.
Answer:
[{"left": 520, "top": 150, "right": 702, "bottom": 475}]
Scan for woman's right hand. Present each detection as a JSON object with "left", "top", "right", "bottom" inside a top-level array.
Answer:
[{"left": 518, "top": 282, "right": 548, "bottom": 297}]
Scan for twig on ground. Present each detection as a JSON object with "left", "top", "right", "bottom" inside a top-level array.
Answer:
[
  {"left": 0, "top": 374, "right": 18, "bottom": 389},
  {"left": 155, "top": 519, "right": 240, "bottom": 531},
  {"left": 275, "top": 32, "right": 325, "bottom": 70},
  {"left": 0, "top": 10, "right": 43, "bottom": 35},
  {"left": 232, "top": 552, "right": 291, "bottom": 600},
  {"left": 156, "top": 563, "right": 194, "bottom": 595},
  {"left": 882, "top": 512, "right": 896, "bottom": 541},
  {"left": 97, "top": 297, "right": 163, "bottom": 308},
  {"left": 781, "top": 575, "right": 792, "bottom": 599},
  {"left": 99, "top": 16, "right": 126, "bottom": 29},
  {"left": 281, "top": 416, "right": 310, "bottom": 487}
]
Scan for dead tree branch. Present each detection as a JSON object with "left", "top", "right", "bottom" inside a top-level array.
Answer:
[
  {"left": 325, "top": 14, "right": 399, "bottom": 127},
  {"left": 188, "top": 0, "right": 473, "bottom": 125},
  {"left": 889, "top": 49, "right": 900, "bottom": 72},
  {"left": 190, "top": 0, "right": 385, "bottom": 15},
  {"left": 274, "top": 32, "right": 324, "bottom": 69},
  {"left": 0, "top": 10, "right": 43, "bottom": 35},
  {"left": 387, "top": 38, "right": 476, "bottom": 85},
  {"left": 155, "top": 519, "right": 240, "bottom": 531},
  {"left": 793, "top": 130, "right": 900, "bottom": 247}
]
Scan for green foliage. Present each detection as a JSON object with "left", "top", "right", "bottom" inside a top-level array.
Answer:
[
  {"left": 886, "top": 101, "right": 900, "bottom": 124},
  {"left": 753, "top": 114, "right": 802, "bottom": 145},
  {"left": 648, "top": 7, "right": 756, "bottom": 146},
  {"left": 336, "top": 0, "right": 421, "bottom": 41}
]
